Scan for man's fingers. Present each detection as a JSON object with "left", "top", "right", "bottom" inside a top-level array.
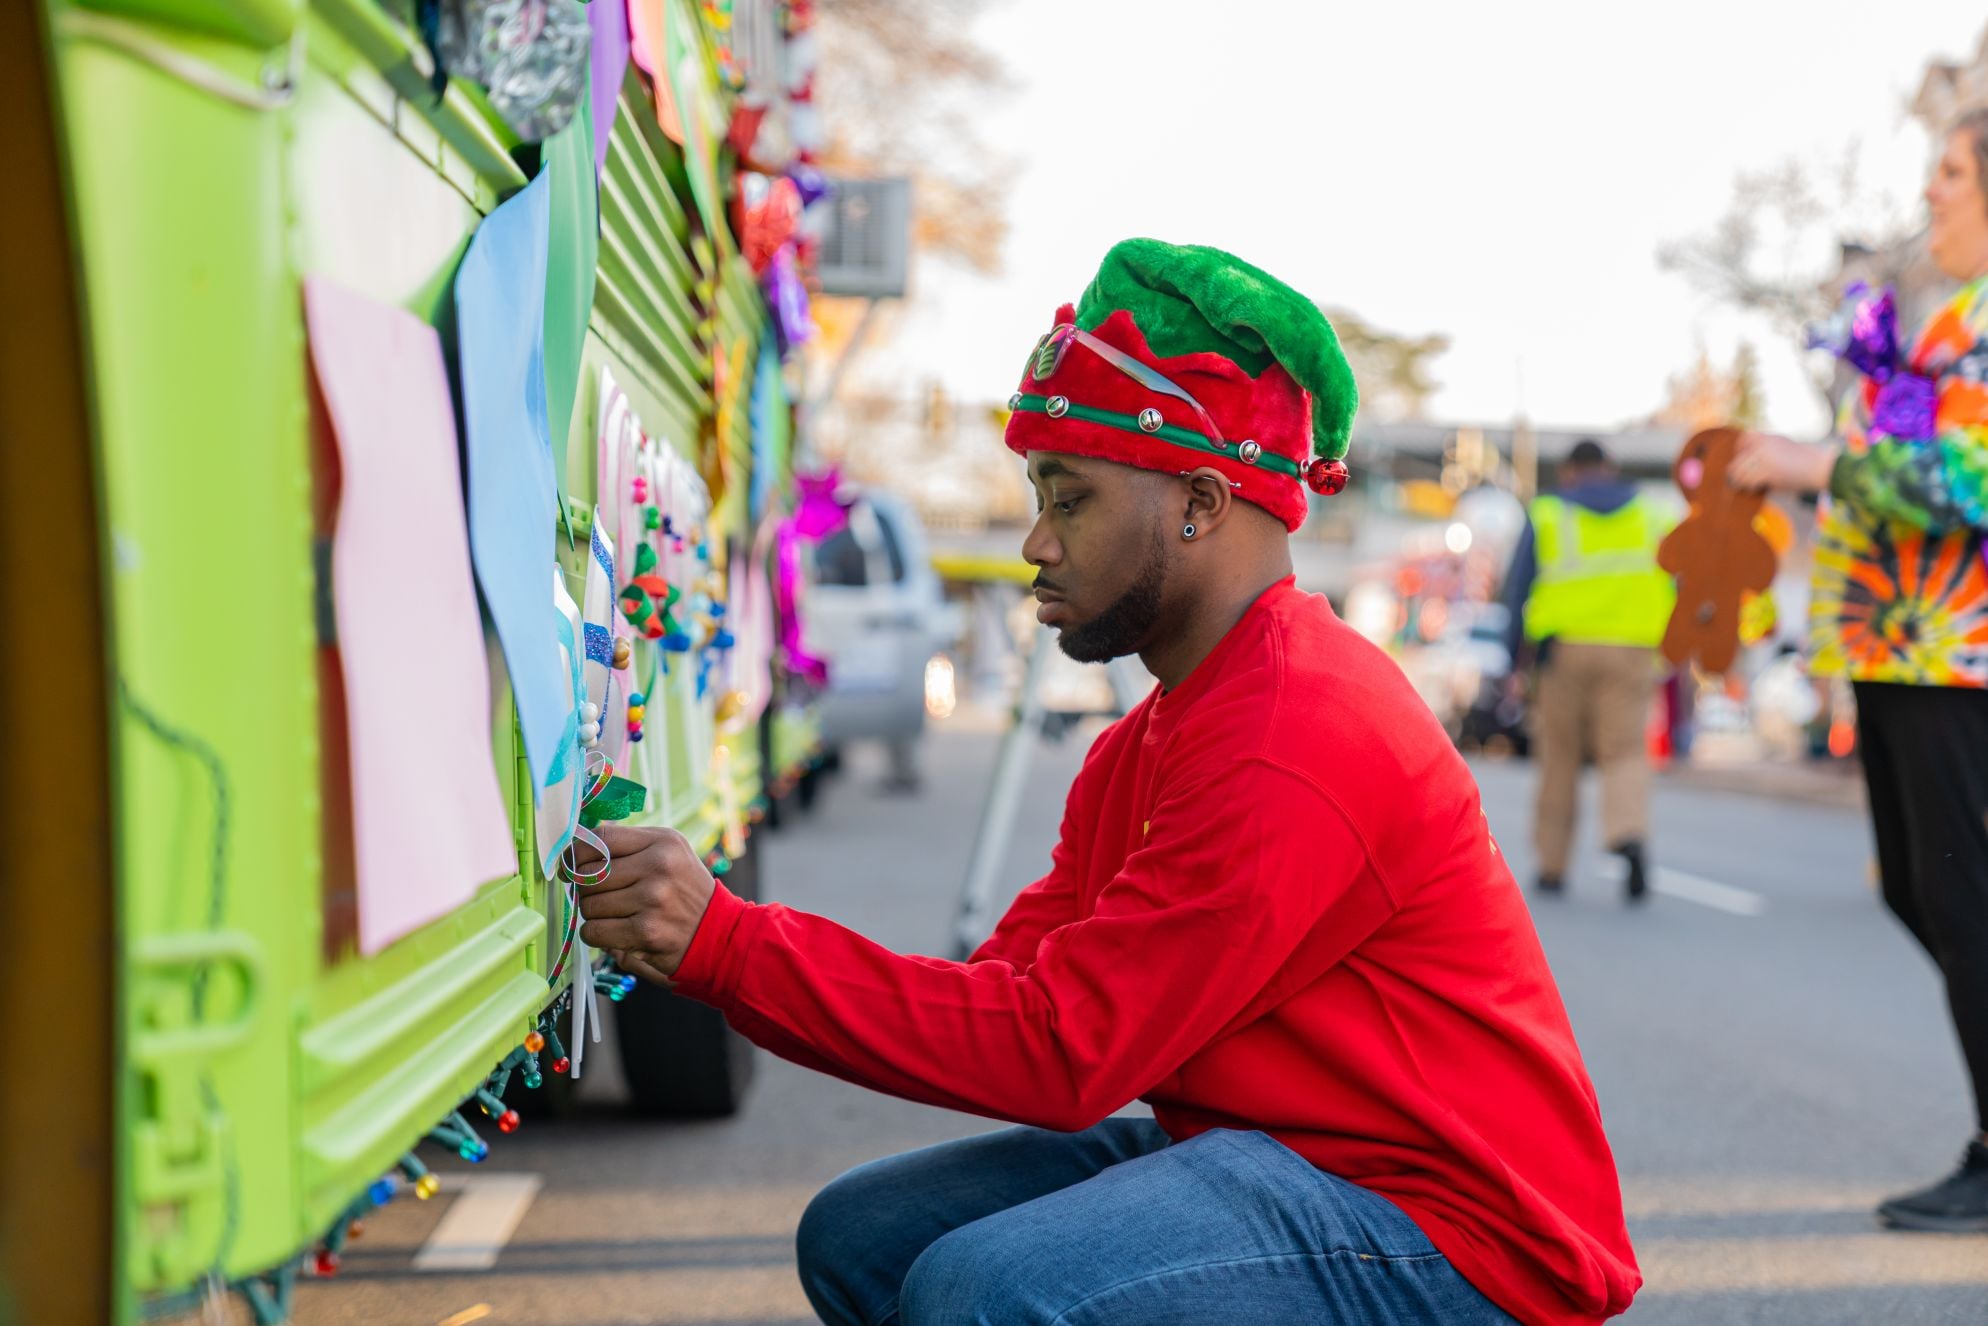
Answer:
[
  {"left": 579, "top": 916, "right": 646, "bottom": 951},
  {"left": 596, "top": 823, "right": 681, "bottom": 857},
  {"left": 576, "top": 884, "right": 646, "bottom": 920},
  {"left": 570, "top": 829, "right": 667, "bottom": 894},
  {"left": 616, "top": 950, "right": 678, "bottom": 987}
]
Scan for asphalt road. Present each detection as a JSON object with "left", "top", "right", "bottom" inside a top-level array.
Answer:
[{"left": 292, "top": 721, "right": 1988, "bottom": 1326}]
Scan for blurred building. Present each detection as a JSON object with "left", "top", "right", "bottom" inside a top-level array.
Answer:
[
  {"left": 1353, "top": 420, "right": 1686, "bottom": 493},
  {"left": 1913, "top": 26, "right": 1988, "bottom": 136},
  {"left": 811, "top": 387, "right": 1034, "bottom": 531},
  {"left": 1828, "top": 23, "right": 1988, "bottom": 333}
]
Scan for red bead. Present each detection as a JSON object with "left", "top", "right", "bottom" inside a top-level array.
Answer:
[
  {"left": 497, "top": 1109, "right": 520, "bottom": 1134},
  {"left": 314, "top": 1250, "right": 340, "bottom": 1277},
  {"left": 552, "top": 1057, "right": 571, "bottom": 1074},
  {"left": 1305, "top": 458, "right": 1350, "bottom": 495}
]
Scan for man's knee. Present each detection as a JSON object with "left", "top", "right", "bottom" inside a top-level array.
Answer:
[
  {"left": 797, "top": 1164, "right": 897, "bottom": 1326},
  {"left": 898, "top": 1224, "right": 1012, "bottom": 1326}
]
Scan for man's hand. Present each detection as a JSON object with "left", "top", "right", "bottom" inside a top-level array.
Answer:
[
  {"left": 574, "top": 825, "right": 718, "bottom": 984},
  {"left": 1730, "top": 431, "right": 1839, "bottom": 494}
]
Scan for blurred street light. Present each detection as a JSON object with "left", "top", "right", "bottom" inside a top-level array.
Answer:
[{"left": 924, "top": 653, "right": 958, "bottom": 719}]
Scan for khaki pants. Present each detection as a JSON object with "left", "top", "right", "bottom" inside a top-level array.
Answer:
[{"left": 1531, "top": 642, "right": 1656, "bottom": 878}]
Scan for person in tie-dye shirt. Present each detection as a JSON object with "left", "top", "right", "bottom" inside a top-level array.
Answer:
[{"left": 1732, "top": 111, "right": 1988, "bottom": 1235}]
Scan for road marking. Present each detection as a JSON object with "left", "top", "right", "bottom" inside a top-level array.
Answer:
[
  {"left": 414, "top": 1173, "right": 542, "bottom": 1272},
  {"left": 436, "top": 1308, "right": 493, "bottom": 1326},
  {"left": 1654, "top": 867, "right": 1767, "bottom": 917},
  {"left": 1598, "top": 860, "right": 1768, "bottom": 916}
]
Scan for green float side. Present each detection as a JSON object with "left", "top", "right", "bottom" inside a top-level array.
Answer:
[{"left": 39, "top": 0, "right": 811, "bottom": 1312}]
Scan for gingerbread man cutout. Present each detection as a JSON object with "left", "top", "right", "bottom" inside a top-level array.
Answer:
[{"left": 1656, "top": 427, "right": 1779, "bottom": 675}]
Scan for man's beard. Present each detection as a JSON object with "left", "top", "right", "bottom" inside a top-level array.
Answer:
[{"left": 1058, "top": 526, "right": 1170, "bottom": 664}]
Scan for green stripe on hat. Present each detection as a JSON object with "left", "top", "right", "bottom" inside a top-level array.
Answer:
[{"left": 1010, "top": 393, "right": 1304, "bottom": 479}]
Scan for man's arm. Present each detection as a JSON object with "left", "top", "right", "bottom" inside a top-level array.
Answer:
[
  {"left": 1499, "top": 515, "right": 1537, "bottom": 665},
  {"left": 623, "top": 759, "right": 1394, "bottom": 1132},
  {"left": 965, "top": 760, "right": 1090, "bottom": 968}
]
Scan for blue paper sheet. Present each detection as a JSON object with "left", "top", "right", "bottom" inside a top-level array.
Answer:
[{"left": 459, "top": 172, "right": 570, "bottom": 799}]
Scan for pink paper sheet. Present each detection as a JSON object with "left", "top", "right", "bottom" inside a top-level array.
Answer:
[{"left": 305, "top": 276, "right": 519, "bottom": 956}]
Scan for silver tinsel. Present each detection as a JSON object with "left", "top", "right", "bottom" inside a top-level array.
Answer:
[{"left": 436, "top": 0, "right": 590, "bottom": 142}]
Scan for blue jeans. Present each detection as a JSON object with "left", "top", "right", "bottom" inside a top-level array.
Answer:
[{"left": 796, "top": 1119, "right": 1515, "bottom": 1325}]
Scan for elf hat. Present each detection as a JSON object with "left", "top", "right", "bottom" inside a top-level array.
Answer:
[{"left": 1003, "top": 239, "right": 1357, "bottom": 532}]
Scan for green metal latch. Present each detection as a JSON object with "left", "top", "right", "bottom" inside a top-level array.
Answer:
[{"left": 127, "top": 930, "right": 263, "bottom": 1287}]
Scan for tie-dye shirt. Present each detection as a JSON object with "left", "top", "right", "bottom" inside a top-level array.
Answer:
[{"left": 1809, "top": 277, "right": 1988, "bottom": 687}]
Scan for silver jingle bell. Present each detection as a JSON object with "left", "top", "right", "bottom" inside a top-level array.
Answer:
[
  {"left": 1046, "top": 396, "right": 1070, "bottom": 418},
  {"left": 1238, "top": 439, "right": 1263, "bottom": 465},
  {"left": 1137, "top": 408, "right": 1164, "bottom": 433},
  {"left": 1008, "top": 393, "right": 1023, "bottom": 410}
]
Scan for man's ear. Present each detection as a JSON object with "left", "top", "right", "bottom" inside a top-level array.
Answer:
[{"left": 1181, "top": 466, "right": 1237, "bottom": 535}]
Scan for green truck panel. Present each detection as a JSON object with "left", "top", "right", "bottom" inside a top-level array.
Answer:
[{"left": 40, "top": 0, "right": 819, "bottom": 1311}]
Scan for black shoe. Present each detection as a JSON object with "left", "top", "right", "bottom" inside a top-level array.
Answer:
[
  {"left": 1877, "top": 1142, "right": 1988, "bottom": 1232},
  {"left": 1616, "top": 842, "right": 1649, "bottom": 903},
  {"left": 1534, "top": 874, "right": 1565, "bottom": 896}
]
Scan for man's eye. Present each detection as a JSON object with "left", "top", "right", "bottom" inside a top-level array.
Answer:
[{"left": 1055, "top": 498, "right": 1081, "bottom": 514}]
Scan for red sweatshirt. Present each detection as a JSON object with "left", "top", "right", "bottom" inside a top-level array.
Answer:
[{"left": 673, "top": 578, "right": 1641, "bottom": 1323}]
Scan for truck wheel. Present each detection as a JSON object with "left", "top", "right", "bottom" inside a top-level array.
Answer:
[{"left": 614, "top": 844, "right": 761, "bottom": 1117}]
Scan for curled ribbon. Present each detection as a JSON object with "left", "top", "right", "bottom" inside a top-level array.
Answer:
[
  {"left": 533, "top": 752, "right": 623, "bottom": 1078},
  {"left": 549, "top": 751, "right": 617, "bottom": 983}
]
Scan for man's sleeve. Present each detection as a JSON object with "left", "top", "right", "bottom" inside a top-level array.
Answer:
[
  {"left": 669, "top": 757, "right": 1396, "bottom": 1131},
  {"left": 965, "top": 765, "right": 1088, "bottom": 969},
  {"left": 1500, "top": 515, "right": 1537, "bottom": 662}
]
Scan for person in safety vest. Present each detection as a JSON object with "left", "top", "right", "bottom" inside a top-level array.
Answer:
[
  {"left": 1499, "top": 439, "right": 1676, "bottom": 902},
  {"left": 576, "top": 241, "right": 1641, "bottom": 1324}
]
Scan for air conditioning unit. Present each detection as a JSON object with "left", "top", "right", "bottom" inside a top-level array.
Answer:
[{"left": 814, "top": 177, "right": 912, "bottom": 299}]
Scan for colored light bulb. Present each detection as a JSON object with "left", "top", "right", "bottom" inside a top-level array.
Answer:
[
  {"left": 497, "top": 1109, "right": 520, "bottom": 1134},
  {"left": 314, "top": 1250, "right": 340, "bottom": 1277},
  {"left": 524, "top": 1031, "right": 546, "bottom": 1053},
  {"left": 552, "top": 1056, "right": 570, "bottom": 1074},
  {"left": 524, "top": 1071, "right": 543, "bottom": 1089},
  {"left": 415, "top": 1174, "right": 440, "bottom": 1200},
  {"left": 368, "top": 1178, "right": 396, "bottom": 1206}
]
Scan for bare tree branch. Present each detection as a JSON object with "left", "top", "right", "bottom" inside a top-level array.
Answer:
[
  {"left": 814, "top": 0, "right": 1013, "bottom": 273},
  {"left": 1658, "top": 146, "right": 1918, "bottom": 409}
]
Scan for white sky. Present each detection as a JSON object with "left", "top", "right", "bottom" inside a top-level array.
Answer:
[{"left": 853, "top": 1, "right": 1988, "bottom": 438}]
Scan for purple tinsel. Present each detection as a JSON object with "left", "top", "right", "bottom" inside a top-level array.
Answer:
[
  {"left": 763, "top": 245, "right": 814, "bottom": 354},
  {"left": 1871, "top": 372, "right": 1938, "bottom": 441},
  {"left": 1844, "top": 285, "right": 1901, "bottom": 383},
  {"left": 787, "top": 163, "right": 832, "bottom": 210},
  {"left": 1813, "top": 282, "right": 1939, "bottom": 439}
]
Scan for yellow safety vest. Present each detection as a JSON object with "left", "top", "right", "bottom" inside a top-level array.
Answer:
[{"left": 1525, "top": 494, "right": 1676, "bottom": 648}]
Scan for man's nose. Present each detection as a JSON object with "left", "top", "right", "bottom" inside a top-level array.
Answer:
[{"left": 1021, "top": 510, "right": 1060, "bottom": 568}]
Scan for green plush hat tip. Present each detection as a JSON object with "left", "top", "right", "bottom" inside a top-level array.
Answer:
[{"left": 1074, "top": 238, "right": 1358, "bottom": 461}]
